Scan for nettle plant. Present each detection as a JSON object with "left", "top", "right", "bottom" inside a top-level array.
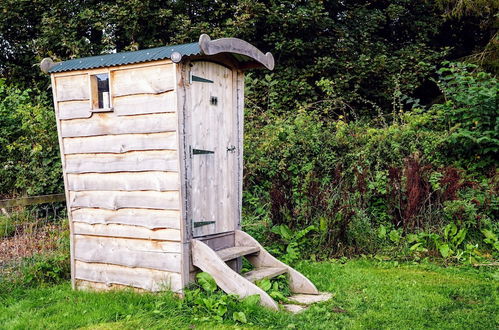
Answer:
[{"left": 183, "top": 272, "right": 292, "bottom": 324}]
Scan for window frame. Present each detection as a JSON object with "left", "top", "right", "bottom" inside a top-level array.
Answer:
[{"left": 88, "top": 69, "right": 113, "bottom": 113}]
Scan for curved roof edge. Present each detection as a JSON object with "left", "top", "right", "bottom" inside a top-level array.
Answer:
[
  {"left": 44, "top": 35, "right": 274, "bottom": 74},
  {"left": 199, "top": 34, "right": 274, "bottom": 70}
]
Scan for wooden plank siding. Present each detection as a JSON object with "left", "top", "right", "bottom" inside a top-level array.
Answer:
[
  {"left": 51, "top": 60, "right": 183, "bottom": 292},
  {"left": 73, "top": 222, "right": 181, "bottom": 241},
  {"left": 111, "top": 64, "right": 175, "bottom": 96},
  {"left": 55, "top": 74, "right": 89, "bottom": 101},
  {"left": 63, "top": 132, "right": 177, "bottom": 154},
  {"left": 74, "top": 261, "right": 182, "bottom": 292},
  {"left": 65, "top": 150, "right": 179, "bottom": 173},
  {"left": 69, "top": 191, "right": 180, "bottom": 210},
  {"left": 60, "top": 113, "right": 177, "bottom": 137},
  {"left": 58, "top": 100, "right": 92, "bottom": 120},
  {"left": 71, "top": 208, "right": 181, "bottom": 229},
  {"left": 67, "top": 172, "right": 180, "bottom": 191},
  {"left": 113, "top": 92, "right": 176, "bottom": 116},
  {"left": 74, "top": 235, "right": 182, "bottom": 272}
]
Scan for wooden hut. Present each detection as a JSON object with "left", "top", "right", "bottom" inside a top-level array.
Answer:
[{"left": 41, "top": 34, "right": 329, "bottom": 310}]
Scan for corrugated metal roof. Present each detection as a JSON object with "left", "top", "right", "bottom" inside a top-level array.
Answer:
[{"left": 49, "top": 42, "right": 200, "bottom": 73}]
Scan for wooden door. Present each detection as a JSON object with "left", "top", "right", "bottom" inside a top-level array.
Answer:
[{"left": 188, "top": 61, "right": 238, "bottom": 237}]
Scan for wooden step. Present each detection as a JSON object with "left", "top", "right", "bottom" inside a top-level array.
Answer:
[
  {"left": 243, "top": 267, "right": 287, "bottom": 282},
  {"left": 283, "top": 292, "right": 333, "bottom": 313},
  {"left": 216, "top": 246, "right": 260, "bottom": 261},
  {"left": 288, "top": 292, "right": 332, "bottom": 305}
]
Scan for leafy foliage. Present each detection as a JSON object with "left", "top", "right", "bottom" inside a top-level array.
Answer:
[
  {"left": 432, "top": 62, "right": 498, "bottom": 164},
  {"left": 0, "top": 1, "right": 496, "bottom": 265},
  {"left": 244, "top": 63, "right": 498, "bottom": 262},
  {"left": 0, "top": 79, "right": 62, "bottom": 197}
]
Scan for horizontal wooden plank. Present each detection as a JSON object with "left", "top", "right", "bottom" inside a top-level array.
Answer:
[
  {"left": 58, "top": 100, "right": 91, "bottom": 120},
  {"left": 0, "top": 193, "right": 65, "bottom": 208},
  {"left": 71, "top": 208, "right": 181, "bottom": 229},
  {"left": 76, "top": 279, "right": 148, "bottom": 292},
  {"left": 55, "top": 74, "right": 89, "bottom": 101},
  {"left": 65, "top": 150, "right": 178, "bottom": 173},
  {"left": 69, "top": 191, "right": 180, "bottom": 210},
  {"left": 74, "top": 260, "right": 182, "bottom": 292},
  {"left": 113, "top": 91, "right": 176, "bottom": 116},
  {"left": 63, "top": 132, "right": 177, "bottom": 154},
  {"left": 67, "top": 172, "right": 180, "bottom": 192},
  {"left": 111, "top": 64, "right": 174, "bottom": 97},
  {"left": 73, "top": 222, "right": 181, "bottom": 241},
  {"left": 60, "top": 113, "right": 178, "bottom": 138},
  {"left": 74, "top": 235, "right": 181, "bottom": 272},
  {"left": 243, "top": 267, "right": 287, "bottom": 283}
]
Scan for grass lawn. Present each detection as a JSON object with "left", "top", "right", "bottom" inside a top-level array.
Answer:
[{"left": 0, "top": 259, "right": 497, "bottom": 329}]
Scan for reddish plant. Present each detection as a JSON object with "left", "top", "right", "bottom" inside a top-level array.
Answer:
[
  {"left": 440, "top": 167, "right": 463, "bottom": 201},
  {"left": 403, "top": 154, "right": 431, "bottom": 229},
  {"left": 269, "top": 176, "right": 293, "bottom": 226}
]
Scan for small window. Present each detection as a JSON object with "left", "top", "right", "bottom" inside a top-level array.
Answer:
[{"left": 90, "top": 73, "right": 111, "bottom": 110}]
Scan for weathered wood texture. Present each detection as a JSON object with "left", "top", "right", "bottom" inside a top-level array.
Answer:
[
  {"left": 74, "top": 235, "right": 182, "bottom": 272},
  {"left": 76, "top": 279, "right": 147, "bottom": 292},
  {"left": 191, "top": 239, "right": 278, "bottom": 309},
  {"left": 235, "top": 230, "right": 319, "bottom": 294},
  {"left": 71, "top": 208, "right": 180, "bottom": 229},
  {"left": 63, "top": 132, "right": 177, "bottom": 154},
  {"left": 199, "top": 34, "right": 275, "bottom": 70},
  {"left": 67, "top": 172, "right": 179, "bottom": 192},
  {"left": 113, "top": 92, "right": 175, "bottom": 116},
  {"left": 69, "top": 191, "right": 180, "bottom": 210},
  {"left": 65, "top": 150, "right": 178, "bottom": 173},
  {"left": 55, "top": 74, "right": 89, "bottom": 101},
  {"left": 111, "top": 64, "right": 174, "bottom": 96},
  {"left": 51, "top": 74, "right": 77, "bottom": 288},
  {"left": 52, "top": 61, "right": 183, "bottom": 294},
  {"left": 58, "top": 100, "right": 91, "bottom": 120},
  {"left": 74, "top": 260, "right": 182, "bottom": 292},
  {"left": 243, "top": 267, "right": 287, "bottom": 282},
  {"left": 60, "top": 113, "right": 177, "bottom": 137},
  {"left": 188, "top": 61, "right": 238, "bottom": 237},
  {"left": 73, "top": 222, "right": 181, "bottom": 241}
]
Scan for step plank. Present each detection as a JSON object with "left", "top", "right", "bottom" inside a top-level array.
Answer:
[
  {"left": 288, "top": 292, "right": 332, "bottom": 305},
  {"left": 243, "top": 267, "right": 287, "bottom": 282},
  {"left": 283, "top": 292, "right": 333, "bottom": 314},
  {"left": 283, "top": 304, "right": 307, "bottom": 313},
  {"left": 216, "top": 246, "right": 260, "bottom": 261}
]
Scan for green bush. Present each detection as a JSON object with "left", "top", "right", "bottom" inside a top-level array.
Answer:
[
  {"left": 432, "top": 62, "right": 498, "bottom": 168},
  {"left": 243, "top": 62, "right": 498, "bottom": 261},
  {"left": 0, "top": 79, "right": 62, "bottom": 197},
  {"left": 21, "top": 253, "right": 71, "bottom": 286}
]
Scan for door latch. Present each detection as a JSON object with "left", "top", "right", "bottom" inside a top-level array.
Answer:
[{"left": 227, "top": 145, "right": 236, "bottom": 153}]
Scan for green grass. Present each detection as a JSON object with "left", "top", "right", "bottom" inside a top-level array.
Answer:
[{"left": 1, "top": 259, "right": 497, "bottom": 329}]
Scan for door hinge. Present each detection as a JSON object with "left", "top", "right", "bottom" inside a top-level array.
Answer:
[
  {"left": 190, "top": 73, "right": 214, "bottom": 84},
  {"left": 193, "top": 221, "right": 216, "bottom": 228},
  {"left": 192, "top": 148, "right": 215, "bottom": 155}
]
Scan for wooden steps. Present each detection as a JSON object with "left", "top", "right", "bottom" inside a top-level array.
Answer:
[
  {"left": 243, "top": 267, "right": 287, "bottom": 282},
  {"left": 216, "top": 246, "right": 260, "bottom": 261},
  {"left": 191, "top": 230, "right": 331, "bottom": 311}
]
